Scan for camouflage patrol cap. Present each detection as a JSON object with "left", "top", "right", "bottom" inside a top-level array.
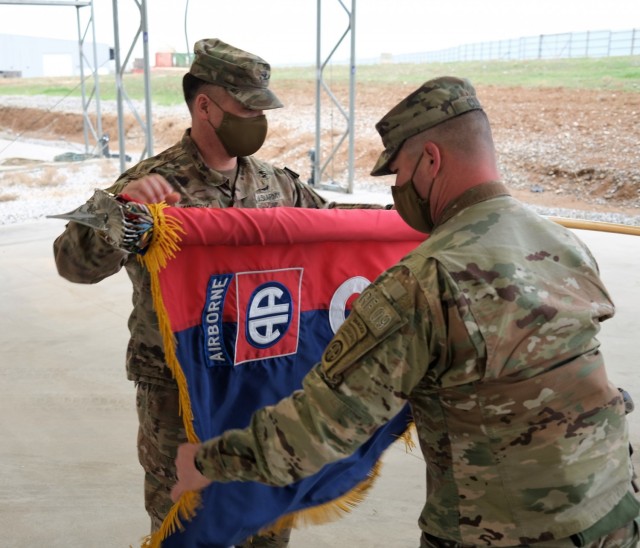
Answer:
[
  {"left": 370, "top": 76, "right": 483, "bottom": 176},
  {"left": 189, "top": 38, "right": 283, "bottom": 110}
]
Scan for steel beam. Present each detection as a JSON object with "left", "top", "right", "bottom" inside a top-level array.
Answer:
[{"left": 314, "top": 0, "right": 356, "bottom": 193}]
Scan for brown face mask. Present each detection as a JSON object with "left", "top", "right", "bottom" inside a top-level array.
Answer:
[
  {"left": 214, "top": 110, "right": 268, "bottom": 157},
  {"left": 207, "top": 95, "right": 268, "bottom": 157},
  {"left": 390, "top": 154, "right": 434, "bottom": 234}
]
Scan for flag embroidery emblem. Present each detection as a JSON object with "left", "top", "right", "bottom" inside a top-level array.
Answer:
[
  {"left": 235, "top": 268, "right": 302, "bottom": 365},
  {"left": 203, "top": 273, "right": 234, "bottom": 367}
]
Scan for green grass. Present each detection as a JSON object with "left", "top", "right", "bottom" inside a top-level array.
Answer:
[
  {"left": 0, "top": 72, "right": 184, "bottom": 106},
  {"left": 284, "top": 57, "right": 640, "bottom": 90},
  {"left": 0, "top": 57, "right": 638, "bottom": 105}
]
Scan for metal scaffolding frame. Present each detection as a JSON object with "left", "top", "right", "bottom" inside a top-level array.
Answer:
[
  {"left": 4, "top": 1, "right": 356, "bottom": 183},
  {"left": 1, "top": 0, "right": 154, "bottom": 171},
  {"left": 314, "top": 0, "right": 356, "bottom": 193},
  {"left": 110, "top": 0, "right": 355, "bottom": 182},
  {"left": 0, "top": 0, "right": 104, "bottom": 155},
  {"left": 110, "top": 0, "right": 152, "bottom": 172}
]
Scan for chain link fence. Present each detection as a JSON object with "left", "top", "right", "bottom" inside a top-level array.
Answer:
[{"left": 365, "top": 29, "right": 639, "bottom": 64}]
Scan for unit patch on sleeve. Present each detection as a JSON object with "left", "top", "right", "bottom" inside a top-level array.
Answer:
[
  {"left": 352, "top": 283, "right": 402, "bottom": 338},
  {"left": 322, "top": 284, "right": 404, "bottom": 382}
]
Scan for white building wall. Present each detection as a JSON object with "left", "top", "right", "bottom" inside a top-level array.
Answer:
[{"left": 0, "top": 34, "right": 111, "bottom": 78}]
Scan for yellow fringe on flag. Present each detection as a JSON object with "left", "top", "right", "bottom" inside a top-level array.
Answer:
[
  {"left": 138, "top": 204, "right": 194, "bottom": 440},
  {"left": 137, "top": 204, "right": 201, "bottom": 548},
  {"left": 265, "top": 419, "right": 417, "bottom": 536},
  {"left": 266, "top": 460, "right": 384, "bottom": 534},
  {"left": 137, "top": 204, "right": 418, "bottom": 547}
]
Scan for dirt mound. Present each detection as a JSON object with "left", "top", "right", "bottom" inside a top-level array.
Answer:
[{"left": 1, "top": 83, "right": 639, "bottom": 216}]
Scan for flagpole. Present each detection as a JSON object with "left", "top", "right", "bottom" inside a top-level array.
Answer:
[{"left": 549, "top": 217, "right": 640, "bottom": 237}]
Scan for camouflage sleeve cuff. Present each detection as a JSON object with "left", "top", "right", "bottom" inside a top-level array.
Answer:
[
  {"left": 194, "top": 441, "right": 230, "bottom": 482},
  {"left": 193, "top": 453, "right": 206, "bottom": 475}
]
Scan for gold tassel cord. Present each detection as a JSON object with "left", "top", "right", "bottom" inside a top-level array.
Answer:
[
  {"left": 549, "top": 217, "right": 640, "bottom": 237},
  {"left": 138, "top": 204, "right": 202, "bottom": 548},
  {"left": 139, "top": 205, "right": 195, "bottom": 439}
]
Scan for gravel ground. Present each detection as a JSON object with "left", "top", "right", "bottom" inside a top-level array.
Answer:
[
  {"left": 1, "top": 154, "right": 638, "bottom": 228},
  {"left": 1, "top": 86, "right": 639, "bottom": 227}
]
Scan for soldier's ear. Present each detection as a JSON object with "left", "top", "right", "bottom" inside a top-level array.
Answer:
[
  {"left": 195, "top": 93, "right": 211, "bottom": 119},
  {"left": 424, "top": 141, "right": 441, "bottom": 174},
  {"left": 200, "top": 94, "right": 209, "bottom": 112}
]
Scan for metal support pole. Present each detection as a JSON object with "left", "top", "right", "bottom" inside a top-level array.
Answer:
[
  {"left": 112, "top": 0, "right": 127, "bottom": 172},
  {"left": 313, "top": 0, "right": 356, "bottom": 193},
  {"left": 111, "top": 0, "right": 153, "bottom": 172},
  {"left": 140, "top": 0, "right": 153, "bottom": 158},
  {"left": 313, "top": 0, "right": 321, "bottom": 189},
  {"left": 75, "top": 5, "right": 90, "bottom": 153},
  {"left": 73, "top": 0, "right": 102, "bottom": 154},
  {"left": 347, "top": 2, "right": 355, "bottom": 194},
  {"left": 89, "top": 0, "right": 103, "bottom": 147}
]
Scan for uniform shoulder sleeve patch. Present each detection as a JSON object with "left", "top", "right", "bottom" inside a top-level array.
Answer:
[
  {"left": 352, "top": 283, "right": 402, "bottom": 338},
  {"left": 321, "top": 283, "right": 404, "bottom": 383}
]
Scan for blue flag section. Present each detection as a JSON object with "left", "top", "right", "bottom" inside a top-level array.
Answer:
[{"left": 142, "top": 206, "right": 426, "bottom": 548}]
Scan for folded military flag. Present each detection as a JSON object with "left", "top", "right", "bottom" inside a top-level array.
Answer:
[{"left": 140, "top": 206, "right": 426, "bottom": 548}]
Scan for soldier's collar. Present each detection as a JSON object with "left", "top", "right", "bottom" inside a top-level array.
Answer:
[{"left": 438, "top": 181, "right": 510, "bottom": 226}]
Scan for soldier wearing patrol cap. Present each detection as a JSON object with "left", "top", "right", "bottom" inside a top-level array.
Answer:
[
  {"left": 54, "top": 37, "right": 387, "bottom": 547},
  {"left": 173, "top": 76, "right": 640, "bottom": 547},
  {"left": 188, "top": 38, "right": 283, "bottom": 111},
  {"left": 54, "top": 38, "right": 340, "bottom": 547}
]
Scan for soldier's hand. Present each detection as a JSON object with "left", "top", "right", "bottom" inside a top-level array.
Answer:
[
  {"left": 123, "top": 174, "right": 181, "bottom": 205},
  {"left": 171, "top": 443, "right": 212, "bottom": 502}
]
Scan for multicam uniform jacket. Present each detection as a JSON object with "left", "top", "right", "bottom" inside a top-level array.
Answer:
[
  {"left": 53, "top": 129, "right": 329, "bottom": 386},
  {"left": 195, "top": 182, "right": 636, "bottom": 545}
]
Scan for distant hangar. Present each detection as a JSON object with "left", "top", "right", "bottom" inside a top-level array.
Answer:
[{"left": 0, "top": 33, "right": 111, "bottom": 78}]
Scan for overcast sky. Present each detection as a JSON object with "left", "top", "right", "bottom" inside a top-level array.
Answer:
[{"left": 0, "top": 0, "right": 637, "bottom": 66}]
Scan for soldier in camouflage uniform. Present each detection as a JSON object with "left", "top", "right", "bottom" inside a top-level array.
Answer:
[
  {"left": 172, "top": 77, "right": 640, "bottom": 547},
  {"left": 53, "top": 38, "right": 384, "bottom": 547}
]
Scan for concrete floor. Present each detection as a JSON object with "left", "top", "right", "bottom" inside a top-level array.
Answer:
[{"left": 1, "top": 219, "right": 639, "bottom": 548}]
